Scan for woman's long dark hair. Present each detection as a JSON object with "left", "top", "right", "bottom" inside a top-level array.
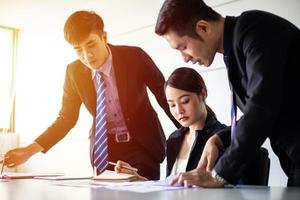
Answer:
[{"left": 165, "top": 67, "right": 216, "bottom": 118}]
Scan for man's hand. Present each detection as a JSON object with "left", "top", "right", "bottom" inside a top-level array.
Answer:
[
  {"left": 169, "top": 168, "right": 224, "bottom": 188},
  {"left": 114, "top": 160, "right": 148, "bottom": 181},
  {"left": 0, "top": 142, "right": 43, "bottom": 168},
  {"left": 197, "top": 134, "right": 224, "bottom": 172}
]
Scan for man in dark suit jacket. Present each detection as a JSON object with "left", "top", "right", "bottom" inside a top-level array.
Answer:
[
  {"left": 2, "top": 10, "right": 179, "bottom": 180},
  {"left": 155, "top": 0, "right": 300, "bottom": 186}
]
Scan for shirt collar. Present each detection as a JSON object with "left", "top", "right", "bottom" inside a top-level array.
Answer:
[{"left": 92, "top": 46, "right": 112, "bottom": 80}]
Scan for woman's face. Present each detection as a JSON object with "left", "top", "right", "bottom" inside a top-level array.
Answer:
[{"left": 165, "top": 85, "right": 206, "bottom": 128}]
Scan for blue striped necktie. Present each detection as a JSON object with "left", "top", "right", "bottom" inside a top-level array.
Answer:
[
  {"left": 224, "top": 55, "right": 237, "bottom": 137},
  {"left": 94, "top": 71, "right": 108, "bottom": 174},
  {"left": 230, "top": 93, "right": 237, "bottom": 137}
]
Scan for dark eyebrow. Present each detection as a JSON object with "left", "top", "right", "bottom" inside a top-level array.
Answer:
[
  {"left": 86, "top": 39, "right": 97, "bottom": 46},
  {"left": 179, "top": 94, "right": 190, "bottom": 99},
  {"left": 73, "top": 38, "right": 97, "bottom": 50},
  {"left": 167, "top": 94, "right": 190, "bottom": 102}
]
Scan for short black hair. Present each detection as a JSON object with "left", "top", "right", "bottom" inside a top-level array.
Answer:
[
  {"left": 155, "top": 0, "right": 221, "bottom": 37},
  {"left": 64, "top": 10, "right": 104, "bottom": 45}
]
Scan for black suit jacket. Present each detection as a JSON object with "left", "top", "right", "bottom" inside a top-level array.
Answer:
[
  {"left": 166, "top": 113, "right": 226, "bottom": 177},
  {"left": 35, "top": 44, "right": 179, "bottom": 179},
  {"left": 215, "top": 10, "right": 300, "bottom": 184}
]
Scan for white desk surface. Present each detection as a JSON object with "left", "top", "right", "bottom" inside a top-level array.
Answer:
[{"left": 1, "top": 179, "right": 299, "bottom": 200}]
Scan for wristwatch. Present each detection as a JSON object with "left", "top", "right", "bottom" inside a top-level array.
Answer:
[{"left": 211, "top": 169, "right": 228, "bottom": 185}]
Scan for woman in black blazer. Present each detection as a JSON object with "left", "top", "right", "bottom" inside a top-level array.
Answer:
[{"left": 114, "top": 67, "right": 226, "bottom": 180}]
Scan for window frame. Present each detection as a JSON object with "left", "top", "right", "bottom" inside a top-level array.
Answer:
[{"left": 0, "top": 25, "right": 19, "bottom": 133}]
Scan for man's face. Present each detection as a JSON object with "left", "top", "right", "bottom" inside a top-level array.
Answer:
[
  {"left": 72, "top": 32, "right": 108, "bottom": 70},
  {"left": 163, "top": 29, "right": 217, "bottom": 67}
]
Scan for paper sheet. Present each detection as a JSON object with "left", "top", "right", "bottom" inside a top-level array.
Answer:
[
  {"left": 51, "top": 176, "right": 186, "bottom": 193},
  {"left": 103, "top": 180, "right": 185, "bottom": 193},
  {"left": 52, "top": 179, "right": 106, "bottom": 188},
  {"left": 0, "top": 172, "right": 64, "bottom": 179},
  {"left": 35, "top": 175, "right": 92, "bottom": 180}
]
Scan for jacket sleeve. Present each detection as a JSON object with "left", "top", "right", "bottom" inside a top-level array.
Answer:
[
  {"left": 137, "top": 48, "right": 181, "bottom": 128},
  {"left": 215, "top": 13, "right": 290, "bottom": 184},
  {"left": 216, "top": 126, "right": 231, "bottom": 149}
]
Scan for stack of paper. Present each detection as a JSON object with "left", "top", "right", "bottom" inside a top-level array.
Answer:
[
  {"left": 35, "top": 174, "right": 92, "bottom": 180},
  {"left": 0, "top": 170, "right": 137, "bottom": 183},
  {"left": 92, "top": 170, "right": 137, "bottom": 182}
]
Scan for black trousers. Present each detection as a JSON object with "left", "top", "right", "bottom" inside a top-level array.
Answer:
[
  {"left": 287, "top": 164, "right": 300, "bottom": 187},
  {"left": 106, "top": 134, "right": 160, "bottom": 180},
  {"left": 271, "top": 141, "right": 300, "bottom": 187}
]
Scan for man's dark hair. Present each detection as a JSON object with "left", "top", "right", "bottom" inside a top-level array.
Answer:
[
  {"left": 64, "top": 10, "right": 104, "bottom": 45},
  {"left": 155, "top": 0, "right": 221, "bottom": 38}
]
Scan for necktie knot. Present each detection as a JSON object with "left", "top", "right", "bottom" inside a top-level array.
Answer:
[{"left": 96, "top": 70, "right": 104, "bottom": 84}]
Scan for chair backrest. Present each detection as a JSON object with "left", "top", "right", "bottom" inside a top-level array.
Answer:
[{"left": 241, "top": 147, "right": 270, "bottom": 185}]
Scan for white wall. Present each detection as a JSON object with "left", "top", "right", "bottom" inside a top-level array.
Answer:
[{"left": 0, "top": 0, "right": 299, "bottom": 185}]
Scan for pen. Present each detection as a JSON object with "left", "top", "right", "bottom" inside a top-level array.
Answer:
[
  {"left": 108, "top": 161, "right": 138, "bottom": 172},
  {"left": 0, "top": 155, "right": 5, "bottom": 176}
]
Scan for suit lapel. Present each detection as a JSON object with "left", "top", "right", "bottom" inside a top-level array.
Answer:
[
  {"left": 168, "top": 130, "right": 185, "bottom": 174},
  {"left": 109, "top": 45, "right": 128, "bottom": 115},
  {"left": 79, "top": 63, "right": 97, "bottom": 116},
  {"left": 227, "top": 56, "right": 245, "bottom": 109}
]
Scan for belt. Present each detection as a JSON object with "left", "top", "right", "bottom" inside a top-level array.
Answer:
[{"left": 109, "top": 131, "right": 130, "bottom": 143}]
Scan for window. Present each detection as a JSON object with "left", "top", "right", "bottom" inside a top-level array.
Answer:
[{"left": 0, "top": 25, "right": 19, "bottom": 133}]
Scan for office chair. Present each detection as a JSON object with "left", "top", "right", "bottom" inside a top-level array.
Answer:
[{"left": 241, "top": 147, "right": 270, "bottom": 186}]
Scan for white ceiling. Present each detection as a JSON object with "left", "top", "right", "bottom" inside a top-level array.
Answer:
[
  {"left": 0, "top": 0, "right": 235, "bottom": 36},
  {"left": 1, "top": 0, "right": 299, "bottom": 74},
  {"left": 0, "top": 0, "right": 161, "bottom": 35}
]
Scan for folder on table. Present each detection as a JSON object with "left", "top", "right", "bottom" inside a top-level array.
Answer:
[{"left": 92, "top": 170, "right": 137, "bottom": 182}]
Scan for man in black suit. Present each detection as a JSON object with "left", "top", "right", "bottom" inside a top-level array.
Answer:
[
  {"left": 155, "top": 0, "right": 300, "bottom": 186},
  {"left": 2, "top": 10, "right": 179, "bottom": 180}
]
